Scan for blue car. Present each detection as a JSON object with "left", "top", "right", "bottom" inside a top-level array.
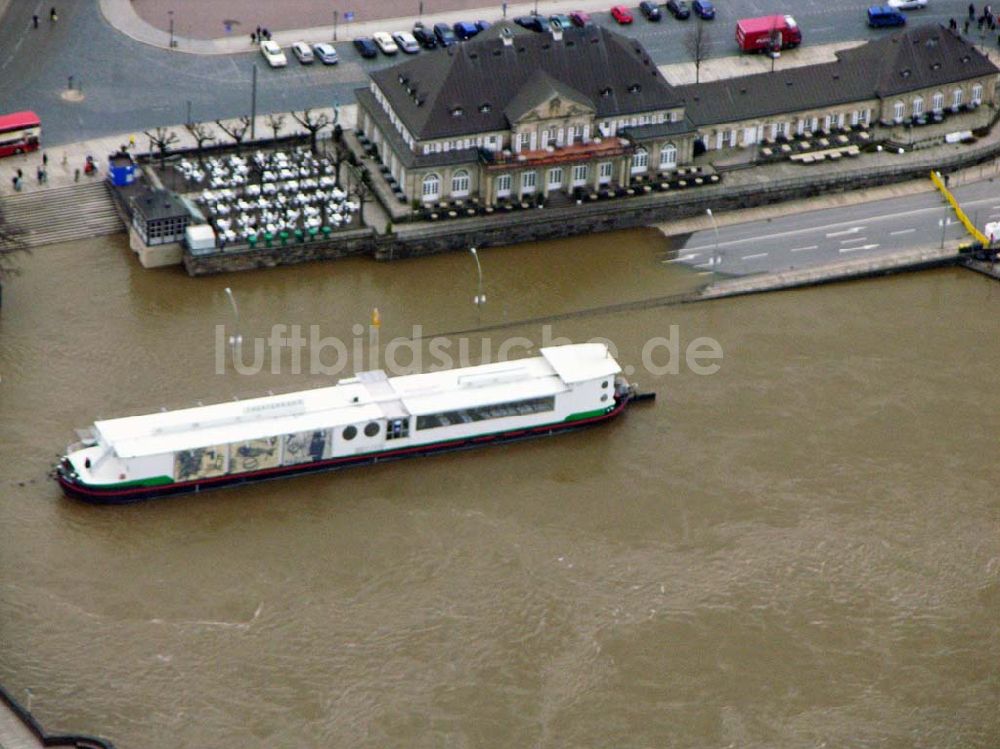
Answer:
[
  {"left": 353, "top": 37, "right": 378, "bottom": 58},
  {"left": 868, "top": 5, "right": 906, "bottom": 26},
  {"left": 476, "top": 19, "right": 492, "bottom": 32},
  {"left": 453, "top": 21, "right": 480, "bottom": 40},
  {"left": 693, "top": 0, "right": 715, "bottom": 19},
  {"left": 433, "top": 22, "right": 459, "bottom": 46}
]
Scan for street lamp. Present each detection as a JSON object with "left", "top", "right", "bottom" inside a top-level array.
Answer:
[
  {"left": 470, "top": 247, "right": 486, "bottom": 315},
  {"left": 706, "top": 208, "right": 721, "bottom": 274}
]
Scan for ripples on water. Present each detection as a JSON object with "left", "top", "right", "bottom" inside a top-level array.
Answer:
[{"left": 1, "top": 233, "right": 998, "bottom": 748}]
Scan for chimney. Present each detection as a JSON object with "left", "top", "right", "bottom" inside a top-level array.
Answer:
[{"left": 501, "top": 26, "right": 514, "bottom": 47}]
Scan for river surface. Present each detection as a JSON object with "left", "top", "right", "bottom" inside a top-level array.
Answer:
[{"left": 1, "top": 229, "right": 998, "bottom": 748}]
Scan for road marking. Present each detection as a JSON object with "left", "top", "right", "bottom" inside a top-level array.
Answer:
[
  {"left": 789, "top": 245, "right": 818, "bottom": 253},
  {"left": 938, "top": 218, "right": 954, "bottom": 226},
  {"left": 825, "top": 226, "right": 864, "bottom": 238},
  {"left": 839, "top": 244, "right": 880, "bottom": 253},
  {"left": 889, "top": 228, "right": 916, "bottom": 236},
  {"left": 741, "top": 252, "right": 769, "bottom": 260},
  {"left": 840, "top": 236, "right": 869, "bottom": 244},
  {"left": 663, "top": 253, "right": 700, "bottom": 263}
]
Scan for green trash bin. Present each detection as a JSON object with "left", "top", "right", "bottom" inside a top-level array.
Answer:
[
  {"left": 264, "top": 232, "right": 273, "bottom": 248},
  {"left": 308, "top": 227, "right": 319, "bottom": 241},
  {"left": 294, "top": 228, "right": 304, "bottom": 244},
  {"left": 247, "top": 234, "right": 258, "bottom": 248},
  {"left": 279, "top": 230, "right": 289, "bottom": 246},
  {"left": 321, "top": 225, "right": 333, "bottom": 239}
]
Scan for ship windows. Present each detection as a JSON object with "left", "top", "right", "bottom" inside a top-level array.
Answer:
[
  {"left": 343, "top": 425, "right": 357, "bottom": 440},
  {"left": 602, "top": 380, "right": 609, "bottom": 388},
  {"left": 415, "top": 396, "right": 555, "bottom": 430},
  {"left": 386, "top": 418, "right": 410, "bottom": 440},
  {"left": 601, "top": 394, "right": 609, "bottom": 402},
  {"left": 364, "top": 421, "right": 381, "bottom": 437}
]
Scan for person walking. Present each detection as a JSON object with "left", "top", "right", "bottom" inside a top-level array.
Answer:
[
  {"left": 251, "top": 31, "right": 256, "bottom": 44},
  {"left": 36, "top": 165, "right": 43, "bottom": 184},
  {"left": 970, "top": 3, "right": 976, "bottom": 20},
  {"left": 42, "top": 152, "right": 48, "bottom": 167},
  {"left": 32, "top": 14, "right": 39, "bottom": 28},
  {"left": 49, "top": 7, "right": 57, "bottom": 22}
]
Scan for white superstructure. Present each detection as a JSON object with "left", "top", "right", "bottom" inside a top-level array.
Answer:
[{"left": 64, "top": 344, "right": 623, "bottom": 490}]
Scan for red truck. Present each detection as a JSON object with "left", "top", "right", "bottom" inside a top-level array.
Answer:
[{"left": 736, "top": 15, "right": 801, "bottom": 53}]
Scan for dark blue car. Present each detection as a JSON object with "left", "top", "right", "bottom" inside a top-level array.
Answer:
[
  {"left": 434, "top": 22, "right": 459, "bottom": 46},
  {"left": 693, "top": 0, "right": 715, "bottom": 19},
  {"left": 353, "top": 37, "right": 378, "bottom": 58}
]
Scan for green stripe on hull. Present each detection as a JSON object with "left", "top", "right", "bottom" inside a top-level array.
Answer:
[
  {"left": 90, "top": 475, "right": 175, "bottom": 490},
  {"left": 564, "top": 407, "right": 614, "bottom": 422}
]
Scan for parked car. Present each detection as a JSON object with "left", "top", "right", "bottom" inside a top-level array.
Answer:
[
  {"left": 639, "top": 2, "right": 662, "bottom": 21},
  {"left": 392, "top": 31, "right": 421, "bottom": 53},
  {"left": 569, "top": 10, "right": 593, "bottom": 26},
  {"left": 692, "top": 0, "right": 715, "bottom": 19},
  {"left": 610, "top": 5, "right": 634, "bottom": 24},
  {"left": 476, "top": 19, "right": 492, "bottom": 31},
  {"left": 353, "top": 37, "right": 379, "bottom": 58},
  {"left": 412, "top": 22, "right": 438, "bottom": 48},
  {"left": 433, "top": 22, "right": 459, "bottom": 45},
  {"left": 514, "top": 15, "right": 546, "bottom": 31},
  {"left": 549, "top": 13, "right": 574, "bottom": 29},
  {"left": 868, "top": 5, "right": 907, "bottom": 25},
  {"left": 453, "top": 21, "right": 480, "bottom": 40},
  {"left": 312, "top": 42, "right": 339, "bottom": 64},
  {"left": 291, "top": 41, "right": 314, "bottom": 63},
  {"left": 665, "top": 0, "right": 691, "bottom": 19},
  {"left": 372, "top": 31, "right": 399, "bottom": 55},
  {"left": 887, "top": 0, "right": 927, "bottom": 8},
  {"left": 259, "top": 40, "right": 287, "bottom": 67}
]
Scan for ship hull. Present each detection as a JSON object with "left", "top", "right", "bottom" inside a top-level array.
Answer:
[{"left": 57, "top": 396, "right": 632, "bottom": 504}]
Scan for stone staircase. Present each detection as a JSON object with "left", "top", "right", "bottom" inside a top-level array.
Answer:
[{"left": 0, "top": 182, "right": 124, "bottom": 248}]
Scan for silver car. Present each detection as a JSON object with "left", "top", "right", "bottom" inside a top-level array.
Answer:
[
  {"left": 312, "top": 42, "right": 339, "bottom": 64},
  {"left": 392, "top": 31, "right": 421, "bottom": 54}
]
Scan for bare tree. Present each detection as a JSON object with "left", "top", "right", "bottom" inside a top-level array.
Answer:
[
  {"left": 215, "top": 116, "right": 252, "bottom": 150},
  {"left": 329, "top": 124, "right": 348, "bottom": 185},
  {"left": 347, "top": 164, "right": 373, "bottom": 229},
  {"left": 265, "top": 113, "right": 286, "bottom": 141},
  {"left": 0, "top": 206, "right": 29, "bottom": 309},
  {"left": 185, "top": 121, "right": 216, "bottom": 163},
  {"left": 685, "top": 23, "right": 711, "bottom": 84},
  {"left": 291, "top": 109, "right": 332, "bottom": 153},
  {"left": 144, "top": 127, "right": 180, "bottom": 172}
]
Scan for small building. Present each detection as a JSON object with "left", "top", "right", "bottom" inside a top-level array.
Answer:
[{"left": 129, "top": 187, "right": 191, "bottom": 246}]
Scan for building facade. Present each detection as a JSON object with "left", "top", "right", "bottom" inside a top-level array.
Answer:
[{"left": 355, "top": 23, "right": 1000, "bottom": 208}]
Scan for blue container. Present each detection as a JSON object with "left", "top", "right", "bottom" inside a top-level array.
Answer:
[{"left": 107, "top": 152, "right": 137, "bottom": 186}]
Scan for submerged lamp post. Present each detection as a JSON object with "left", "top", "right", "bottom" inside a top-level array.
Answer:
[
  {"left": 706, "top": 208, "right": 721, "bottom": 274},
  {"left": 470, "top": 247, "right": 486, "bottom": 318}
]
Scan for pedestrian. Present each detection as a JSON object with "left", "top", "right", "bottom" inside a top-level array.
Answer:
[
  {"left": 251, "top": 31, "right": 256, "bottom": 44},
  {"left": 11, "top": 175, "right": 16, "bottom": 191},
  {"left": 49, "top": 6, "right": 57, "bottom": 22},
  {"left": 74, "top": 168, "right": 80, "bottom": 182},
  {"left": 37, "top": 165, "right": 43, "bottom": 184},
  {"left": 970, "top": 2, "right": 976, "bottom": 19},
  {"left": 965, "top": 19, "right": 971, "bottom": 32},
  {"left": 42, "top": 152, "right": 48, "bottom": 166},
  {"left": 129, "top": 134, "right": 135, "bottom": 150},
  {"left": 263, "top": 28, "right": 270, "bottom": 40},
  {"left": 14, "top": 176, "right": 21, "bottom": 191},
  {"left": 256, "top": 24, "right": 262, "bottom": 38},
  {"left": 32, "top": 14, "right": 39, "bottom": 28},
  {"left": 16, "top": 168, "right": 23, "bottom": 181}
]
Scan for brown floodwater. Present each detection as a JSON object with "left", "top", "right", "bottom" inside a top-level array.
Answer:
[{"left": 1, "top": 229, "right": 998, "bottom": 748}]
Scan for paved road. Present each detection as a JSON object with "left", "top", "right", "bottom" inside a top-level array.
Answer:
[
  {"left": 0, "top": 0, "right": 976, "bottom": 146},
  {"left": 667, "top": 179, "right": 1000, "bottom": 276}
]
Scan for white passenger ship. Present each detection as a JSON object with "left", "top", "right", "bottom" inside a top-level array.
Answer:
[{"left": 56, "top": 344, "right": 650, "bottom": 503}]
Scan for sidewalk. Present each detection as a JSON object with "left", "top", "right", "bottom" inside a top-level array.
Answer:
[{"left": 100, "top": 0, "right": 623, "bottom": 54}]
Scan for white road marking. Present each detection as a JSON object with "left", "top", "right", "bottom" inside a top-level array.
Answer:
[
  {"left": 663, "top": 253, "right": 700, "bottom": 263},
  {"left": 840, "top": 236, "right": 869, "bottom": 244},
  {"left": 741, "top": 252, "right": 769, "bottom": 260},
  {"left": 825, "top": 226, "right": 864, "bottom": 238},
  {"left": 789, "top": 245, "right": 818, "bottom": 253},
  {"left": 839, "top": 244, "right": 879, "bottom": 253},
  {"left": 889, "top": 228, "right": 916, "bottom": 236},
  {"left": 938, "top": 218, "right": 954, "bottom": 226}
]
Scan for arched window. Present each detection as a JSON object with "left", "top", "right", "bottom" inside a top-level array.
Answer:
[
  {"left": 912, "top": 96, "right": 924, "bottom": 117},
  {"left": 972, "top": 83, "right": 983, "bottom": 104},
  {"left": 932, "top": 91, "right": 945, "bottom": 112},
  {"left": 451, "top": 169, "right": 470, "bottom": 197},
  {"left": 659, "top": 143, "right": 677, "bottom": 169},
  {"left": 952, "top": 88, "right": 964, "bottom": 108},
  {"left": 631, "top": 147, "right": 648, "bottom": 174},
  {"left": 421, "top": 173, "right": 440, "bottom": 201},
  {"left": 892, "top": 100, "right": 905, "bottom": 121}
]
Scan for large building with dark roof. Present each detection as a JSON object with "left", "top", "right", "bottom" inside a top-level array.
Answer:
[{"left": 355, "top": 22, "right": 999, "bottom": 207}]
